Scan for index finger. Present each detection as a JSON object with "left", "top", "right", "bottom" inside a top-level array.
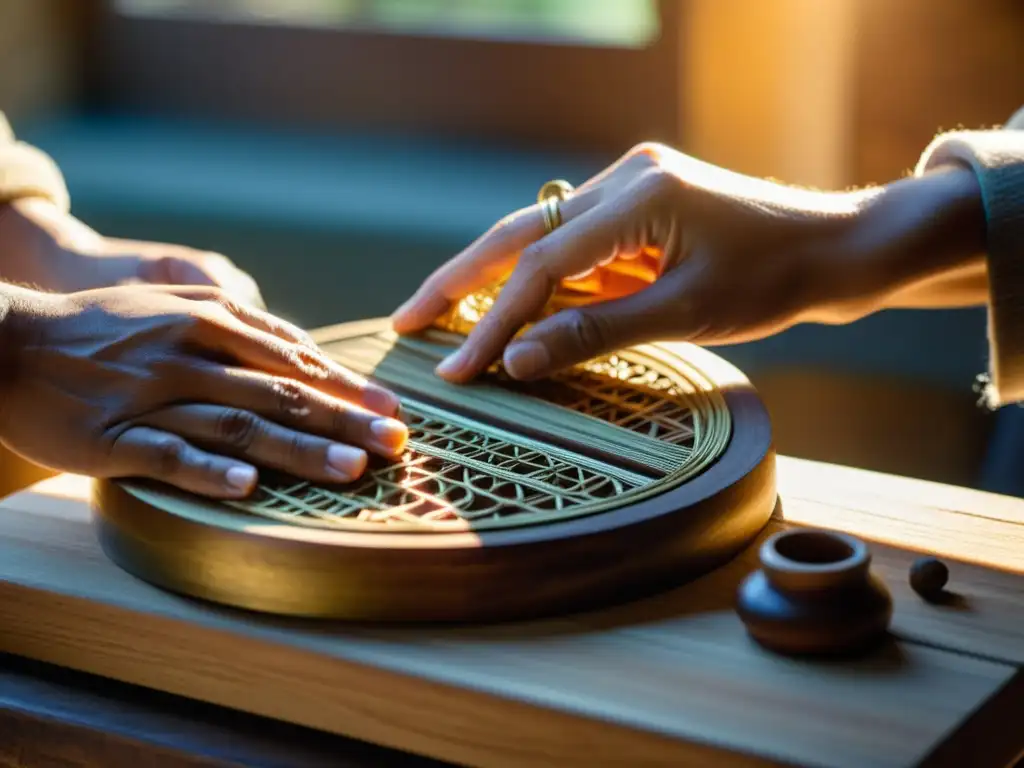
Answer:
[
  {"left": 434, "top": 202, "right": 619, "bottom": 383},
  {"left": 391, "top": 188, "right": 600, "bottom": 334}
]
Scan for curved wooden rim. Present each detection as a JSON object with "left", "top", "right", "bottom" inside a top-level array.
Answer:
[{"left": 90, "top": 320, "right": 777, "bottom": 621}]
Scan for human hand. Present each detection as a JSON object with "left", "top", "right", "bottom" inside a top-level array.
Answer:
[
  {"left": 0, "top": 198, "right": 264, "bottom": 308},
  {"left": 393, "top": 143, "right": 981, "bottom": 383},
  {"left": 0, "top": 284, "right": 406, "bottom": 498}
]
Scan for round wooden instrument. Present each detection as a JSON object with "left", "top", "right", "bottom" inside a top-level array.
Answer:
[{"left": 91, "top": 318, "right": 776, "bottom": 623}]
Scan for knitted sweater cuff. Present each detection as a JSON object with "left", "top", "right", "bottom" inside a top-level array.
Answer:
[
  {"left": 0, "top": 113, "right": 70, "bottom": 213},
  {"left": 916, "top": 130, "right": 1024, "bottom": 407}
]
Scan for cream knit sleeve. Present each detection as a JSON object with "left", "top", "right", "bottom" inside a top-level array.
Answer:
[
  {"left": 0, "top": 111, "right": 70, "bottom": 213},
  {"left": 915, "top": 108, "right": 1024, "bottom": 407}
]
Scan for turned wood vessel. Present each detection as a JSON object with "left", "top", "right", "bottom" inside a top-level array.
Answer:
[
  {"left": 91, "top": 318, "right": 776, "bottom": 623},
  {"left": 736, "top": 529, "right": 893, "bottom": 656}
]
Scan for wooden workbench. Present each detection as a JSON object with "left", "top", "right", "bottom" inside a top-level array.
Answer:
[{"left": 0, "top": 456, "right": 1022, "bottom": 767}]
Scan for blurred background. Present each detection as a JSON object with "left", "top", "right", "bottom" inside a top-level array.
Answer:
[{"left": 2, "top": 0, "right": 1023, "bottom": 494}]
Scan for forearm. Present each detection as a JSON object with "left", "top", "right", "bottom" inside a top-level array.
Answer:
[
  {"left": 0, "top": 198, "right": 94, "bottom": 289},
  {"left": 0, "top": 201, "right": 48, "bottom": 287}
]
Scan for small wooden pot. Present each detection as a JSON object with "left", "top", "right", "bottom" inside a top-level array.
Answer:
[{"left": 736, "top": 529, "right": 893, "bottom": 656}]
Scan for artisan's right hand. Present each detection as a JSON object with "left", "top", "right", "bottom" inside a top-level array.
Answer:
[
  {"left": 0, "top": 284, "right": 407, "bottom": 498},
  {"left": 394, "top": 143, "right": 986, "bottom": 383}
]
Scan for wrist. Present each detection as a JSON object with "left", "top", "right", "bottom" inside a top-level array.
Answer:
[
  {"left": 824, "top": 166, "right": 987, "bottom": 318},
  {"left": 0, "top": 199, "right": 102, "bottom": 292},
  {"left": 0, "top": 199, "right": 57, "bottom": 288}
]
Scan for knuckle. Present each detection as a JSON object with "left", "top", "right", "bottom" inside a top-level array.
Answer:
[
  {"left": 272, "top": 317, "right": 318, "bottom": 348},
  {"left": 205, "top": 290, "right": 239, "bottom": 315},
  {"left": 520, "top": 240, "right": 549, "bottom": 265},
  {"left": 191, "top": 303, "right": 231, "bottom": 332},
  {"left": 216, "top": 409, "right": 261, "bottom": 450},
  {"left": 517, "top": 246, "right": 557, "bottom": 287},
  {"left": 153, "top": 437, "right": 188, "bottom": 477},
  {"left": 290, "top": 343, "right": 321, "bottom": 367},
  {"left": 176, "top": 280, "right": 221, "bottom": 302},
  {"left": 272, "top": 378, "right": 310, "bottom": 418},
  {"left": 284, "top": 344, "right": 333, "bottom": 382},
  {"left": 173, "top": 310, "right": 206, "bottom": 337},
  {"left": 561, "top": 308, "right": 609, "bottom": 353},
  {"left": 216, "top": 294, "right": 241, "bottom": 315},
  {"left": 633, "top": 165, "right": 675, "bottom": 205},
  {"left": 271, "top": 317, "right": 316, "bottom": 349},
  {"left": 286, "top": 432, "right": 308, "bottom": 464},
  {"left": 330, "top": 406, "right": 365, "bottom": 441},
  {"left": 631, "top": 142, "right": 666, "bottom": 167}
]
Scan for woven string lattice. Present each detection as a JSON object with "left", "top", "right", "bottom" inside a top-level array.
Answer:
[{"left": 226, "top": 348, "right": 732, "bottom": 533}]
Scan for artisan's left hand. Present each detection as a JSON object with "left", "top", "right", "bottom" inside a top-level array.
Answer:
[{"left": 0, "top": 197, "right": 264, "bottom": 307}]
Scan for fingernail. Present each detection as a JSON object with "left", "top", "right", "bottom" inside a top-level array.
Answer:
[
  {"left": 326, "top": 444, "right": 367, "bottom": 481},
  {"left": 364, "top": 386, "right": 401, "bottom": 416},
  {"left": 370, "top": 418, "right": 409, "bottom": 456},
  {"left": 225, "top": 465, "right": 257, "bottom": 493},
  {"left": 504, "top": 341, "right": 550, "bottom": 380},
  {"left": 435, "top": 348, "right": 468, "bottom": 378}
]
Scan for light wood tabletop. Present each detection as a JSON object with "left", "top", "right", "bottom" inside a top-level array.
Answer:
[{"left": 0, "top": 456, "right": 1022, "bottom": 767}]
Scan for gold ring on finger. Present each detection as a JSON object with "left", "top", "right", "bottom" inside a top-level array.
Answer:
[{"left": 537, "top": 179, "right": 575, "bottom": 234}]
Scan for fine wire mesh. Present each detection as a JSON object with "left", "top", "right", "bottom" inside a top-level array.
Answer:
[
  {"left": 225, "top": 347, "right": 732, "bottom": 533},
  {"left": 498, "top": 355, "right": 698, "bottom": 444}
]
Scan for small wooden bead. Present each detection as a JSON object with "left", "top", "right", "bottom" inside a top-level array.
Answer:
[{"left": 909, "top": 557, "right": 949, "bottom": 600}]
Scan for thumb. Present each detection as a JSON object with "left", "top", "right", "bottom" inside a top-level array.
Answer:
[{"left": 502, "top": 270, "right": 694, "bottom": 380}]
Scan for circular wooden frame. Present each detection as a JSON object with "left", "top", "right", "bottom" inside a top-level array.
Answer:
[{"left": 91, "top": 320, "right": 776, "bottom": 624}]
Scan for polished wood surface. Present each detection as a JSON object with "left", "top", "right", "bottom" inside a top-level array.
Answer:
[{"left": 1, "top": 457, "right": 1023, "bottom": 767}]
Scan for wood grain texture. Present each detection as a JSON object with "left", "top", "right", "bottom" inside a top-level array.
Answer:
[
  {"left": 775, "top": 458, "right": 1024, "bottom": 669},
  {"left": 778, "top": 457, "right": 1024, "bottom": 570},
  {"left": 1, "top": 464, "right": 1024, "bottom": 767},
  {"left": 0, "top": 655, "right": 445, "bottom": 768}
]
